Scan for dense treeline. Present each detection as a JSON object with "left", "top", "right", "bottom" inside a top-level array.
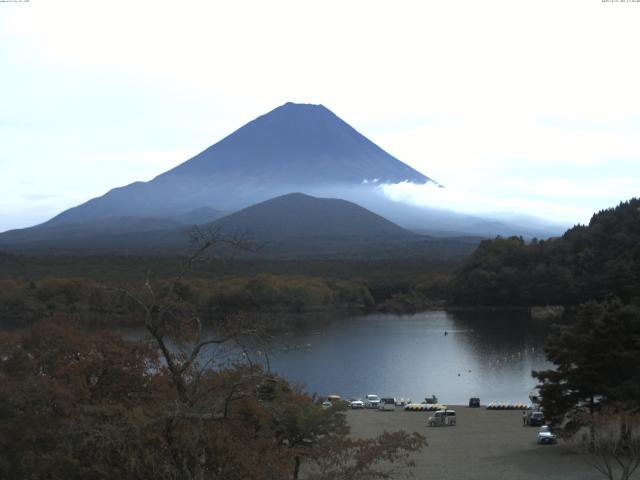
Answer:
[
  {"left": 0, "top": 275, "right": 374, "bottom": 328},
  {"left": 0, "top": 255, "right": 457, "bottom": 327},
  {"left": 451, "top": 198, "right": 640, "bottom": 306}
]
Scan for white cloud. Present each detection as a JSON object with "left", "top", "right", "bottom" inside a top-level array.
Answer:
[
  {"left": 379, "top": 180, "right": 632, "bottom": 226},
  {"left": 368, "top": 114, "right": 639, "bottom": 224}
]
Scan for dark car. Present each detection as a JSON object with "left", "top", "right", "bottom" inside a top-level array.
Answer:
[
  {"left": 527, "top": 411, "right": 545, "bottom": 426},
  {"left": 468, "top": 397, "right": 480, "bottom": 408}
]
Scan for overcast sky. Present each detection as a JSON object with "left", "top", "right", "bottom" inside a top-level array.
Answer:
[{"left": 1, "top": 0, "right": 639, "bottom": 232}]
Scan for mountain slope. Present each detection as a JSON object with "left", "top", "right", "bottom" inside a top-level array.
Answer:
[
  {"left": 167, "top": 102, "right": 429, "bottom": 184},
  {"left": 0, "top": 206, "right": 226, "bottom": 247},
  {"left": 44, "top": 102, "right": 432, "bottom": 227}
]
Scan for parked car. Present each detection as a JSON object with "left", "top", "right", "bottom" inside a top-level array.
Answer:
[
  {"left": 468, "top": 397, "right": 480, "bottom": 408},
  {"left": 526, "top": 411, "right": 545, "bottom": 426},
  {"left": 378, "top": 398, "right": 396, "bottom": 411},
  {"left": 321, "top": 401, "right": 332, "bottom": 410},
  {"left": 348, "top": 398, "right": 365, "bottom": 409},
  {"left": 537, "top": 425, "right": 557, "bottom": 444},
  {"left": 428, "top": 409, "right": 457, "bottom": 426},
  {"left": 365, "top": 394, "right": 381, "bottom": 409}
]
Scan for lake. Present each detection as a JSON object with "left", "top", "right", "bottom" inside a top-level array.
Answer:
[
  {"left": 117, "top": 308, "right": 555, "bottom": 405},
  {"left": 260, "top": 309, "right": 554, "bottom": 405}
]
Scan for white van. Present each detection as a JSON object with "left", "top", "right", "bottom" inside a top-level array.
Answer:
[
  {"left": 428, "top": 409, "right": 457, "bottom": 426},
  {"left": 378, "top": 397, "right": 396, "bottom": 411},
  {"left": 365, "top": 394, "right": 381, "bottom": 409}
]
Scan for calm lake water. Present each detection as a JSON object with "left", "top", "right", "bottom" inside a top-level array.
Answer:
[
  {"left": 261, "top": 309, "right": 553, "bottom": 405},
  {"left": 118, "top": 309, "right": 555, "bottom": 406}
]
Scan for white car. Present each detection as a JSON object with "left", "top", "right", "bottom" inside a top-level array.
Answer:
[
  {"left": 349, "top": 398, "right": 365, "bottom": 409},
  {"left": 321, "top": 401, "right": 333, "bottom": 410},
  {"left": 365, "top": 394, "right": 381, "bottom": 409},
  {"left": 537, "top": 425, "right": 557, "bottom": 444}
]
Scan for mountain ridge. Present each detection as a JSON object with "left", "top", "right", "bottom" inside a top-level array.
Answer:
[{"left": 0, "top": 193, "right": 483, "bottom": 259}]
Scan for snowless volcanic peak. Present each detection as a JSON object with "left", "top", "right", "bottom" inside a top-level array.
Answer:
[
  {"left": 42, "top": 102, "right": 433, "bottom": 226},
  {"left": 163, "top": 102, "right": 431, "bottom": 185}
]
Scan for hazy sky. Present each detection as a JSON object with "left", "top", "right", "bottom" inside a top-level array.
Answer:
[{"left": 1, "top": 0, "right": 639, "bottom": 232}]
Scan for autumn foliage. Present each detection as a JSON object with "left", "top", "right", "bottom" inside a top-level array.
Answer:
[{"left": 0, "top": 321, "right": 425, "bottom": 479}]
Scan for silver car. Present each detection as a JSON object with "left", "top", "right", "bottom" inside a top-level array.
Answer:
[{"left": 537, "top": 425, "right": 557, "bottom": 444}]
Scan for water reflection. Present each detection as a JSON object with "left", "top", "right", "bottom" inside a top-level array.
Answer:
[
  {"left": 265, "top": 310, "right": 553, "bottom": 405},
  {"left": 117, "top": 310, "right": 555, "bottom": 405}
]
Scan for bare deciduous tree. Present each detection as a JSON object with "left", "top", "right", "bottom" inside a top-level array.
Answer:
[
  {"left": 574, "top": 409, "right": 640, "bottom": 480},
  {"left": 118, "top": 229, "right": 269, "bottom": 480}
]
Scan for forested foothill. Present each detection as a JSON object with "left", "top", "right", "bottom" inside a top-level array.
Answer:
[{"left": 451, "top": 198, "right": 640, "bottom": 307}]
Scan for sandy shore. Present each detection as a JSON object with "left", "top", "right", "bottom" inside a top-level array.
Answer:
[{"left": 347, "top": 406, "right": 607, "bottom": 480}]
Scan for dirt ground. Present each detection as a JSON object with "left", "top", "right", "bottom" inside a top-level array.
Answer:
[{"left": 346, "top": 406, "right": 613, "bottom": 480}]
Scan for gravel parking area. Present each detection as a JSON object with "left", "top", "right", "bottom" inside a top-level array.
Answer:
[{"left": 347, "top": 406, "right": 606, "bottom": 480}]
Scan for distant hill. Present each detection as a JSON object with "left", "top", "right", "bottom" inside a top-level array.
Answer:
[
  {"left": 0, "top": 193, "right": 480, "bottom": 259},
  {"left": 450, "top": 198, "right": 640, "bottom": 306},
  {"left": 211, "top": 193, "right": 414, "bottom": 240}
]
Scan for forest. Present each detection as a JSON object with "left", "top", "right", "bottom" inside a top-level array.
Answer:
[
  {"left": 0, "top": 254, "right": 455, "bottom": 329},
  {"left": 451, "top": 198, "right": 640, "bottom": 307}
]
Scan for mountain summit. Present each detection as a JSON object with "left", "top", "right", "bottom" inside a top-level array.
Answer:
[
  {"left": 46, "top": 102, "right": 433, "bottom": 226},
  {"left": 167, "top": 102, "right": 430, "bottom": 185}
]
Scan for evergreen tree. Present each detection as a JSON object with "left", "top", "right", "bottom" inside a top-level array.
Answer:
[{"left": 532, "top": 299, "right": 640, "bottom": 433}]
